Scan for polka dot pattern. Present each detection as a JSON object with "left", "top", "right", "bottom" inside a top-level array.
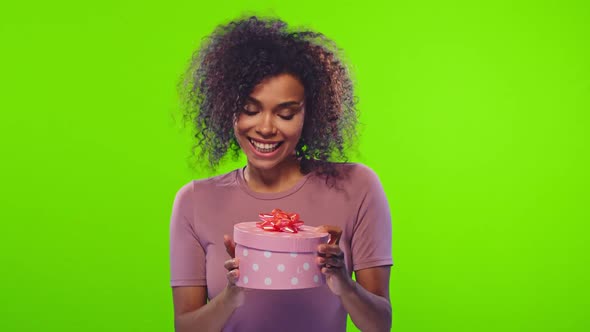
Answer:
[{"left": 234, "top": 243, "right": 326, "bottom": 290}]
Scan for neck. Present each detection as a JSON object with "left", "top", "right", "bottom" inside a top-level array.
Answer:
[{"left": 244, "top": 156, "right": 303, "bottom": 193}]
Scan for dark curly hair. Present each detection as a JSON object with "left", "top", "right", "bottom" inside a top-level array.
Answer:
[{"left": 178, "top": 16, "right": 358, "bottom": 180}]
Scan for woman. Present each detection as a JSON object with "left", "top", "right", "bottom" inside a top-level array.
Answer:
[{"left": 171, "top": 16, "right": 393, "bottom": 332}]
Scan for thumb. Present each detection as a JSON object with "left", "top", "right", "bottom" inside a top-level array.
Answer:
[
  {"left": 223, "top": 234, "right": 236, "bottom": 258},
  {"left": 316, "top": 225, "right": 342, "bottom": 245}
]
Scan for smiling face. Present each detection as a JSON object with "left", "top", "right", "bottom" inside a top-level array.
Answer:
[{"left": 233, "top": 73, "right": 305, "bottom": 172}]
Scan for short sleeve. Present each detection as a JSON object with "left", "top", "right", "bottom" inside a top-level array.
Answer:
[
  {"left": 169, "top": 181, "right": 207, "bottom": 287},
  {"left": 351, "top": 166, "right": 394, "bottom": 271}
]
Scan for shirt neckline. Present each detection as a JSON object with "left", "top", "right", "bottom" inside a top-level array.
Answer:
[{"left": 236, "top": 166, "right": 313, "bottom": 200}]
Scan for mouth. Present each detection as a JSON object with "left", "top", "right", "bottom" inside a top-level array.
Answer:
[{"left": 248, "top": 138, "right": 283, "bottom": 154}]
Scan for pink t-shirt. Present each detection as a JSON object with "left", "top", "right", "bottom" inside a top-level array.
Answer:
[{"left": 170, "top": 163, "right": 393, "bottom": 332}]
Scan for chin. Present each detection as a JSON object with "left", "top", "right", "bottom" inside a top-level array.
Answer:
[{"left": 246, "top": 158, "right": 284, "bottom": 171}]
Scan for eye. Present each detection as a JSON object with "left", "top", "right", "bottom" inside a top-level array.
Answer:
[
  {"left": 242, "top": 103, "right": 259, "bottom": 116},
  {"left": 277, "top": 107, "right": 301, "bottom": 120},
  {"left": 278, "top": 114, "right": 295, "bottom": 120}
]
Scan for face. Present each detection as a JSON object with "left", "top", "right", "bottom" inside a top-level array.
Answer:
[{"left": 233, "top": 73, "right": 305, "bottom": 172}]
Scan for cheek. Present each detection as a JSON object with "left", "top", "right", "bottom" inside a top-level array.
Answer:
[
  {"left": 281, "top": 117, "right": 305, "bottom": 139},
  {"left": 290, "top": 122, "right": 305, "bottom": 138},
  {"left": 233, "top": 117, "right": 250, "bottom": 136}
]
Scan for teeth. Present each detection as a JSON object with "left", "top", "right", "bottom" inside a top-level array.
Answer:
[{"left": 250, "top": 139, "right": 280, "bottom": 153}]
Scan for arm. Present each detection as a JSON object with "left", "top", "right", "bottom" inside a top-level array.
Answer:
[
  {"left": 340, "top": 267, "right": 392, "bottom": 332},
  {"left": 172, "top": 236, "right": 244, "bottom": 332},
  {"left": 317, "top": 165, "right": 394, "bottom": 331},
  {"left": 170, "top": 183, "right": 245, "bottom": 331},
  {"left": 172, "top": 285, "right": 241, "bottom": 332},
  {"left": 317, "top": 241, "right": 392, "bottom": 332}
]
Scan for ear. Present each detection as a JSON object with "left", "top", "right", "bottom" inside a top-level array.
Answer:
[{"left": 233, "top": 113, "right": 240, "bottom": 134}]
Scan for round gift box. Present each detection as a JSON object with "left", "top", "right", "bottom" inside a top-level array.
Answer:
[{"left": 233, "top": 222, "right": 329, "bottom": 290}]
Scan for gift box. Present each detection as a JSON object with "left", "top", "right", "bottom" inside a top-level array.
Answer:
[{"left": 234, "top": 221, "right": 329, "bottom": 290}]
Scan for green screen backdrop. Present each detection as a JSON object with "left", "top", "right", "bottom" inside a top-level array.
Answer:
[{"left": 1, "top": 0, "right": 588, "bottom": 331}]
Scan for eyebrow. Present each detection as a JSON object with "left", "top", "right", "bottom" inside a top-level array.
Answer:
[{"left": 246, "top": 96, "right": 304, "bottom": 111}]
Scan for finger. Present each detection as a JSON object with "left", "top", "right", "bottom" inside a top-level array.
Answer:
[
  {"left": 224, "top": 258, "right": 240, "bottom": 271},
  {"left": 227, "top": 268, "right": 240, "bottom": 285},
  {"left": 317, "top": 244, "right": 344, "bottom": 257},
  {"left": 224, "top": 234, "right": 236, "bottom": 258},
  {"left": 321, "top": 266, "right": 343, "bottom": 275},
  {"left": 329, "top": 230, "right": 342, "bottom": 245},
  {"left": 316, "top": 225, "right": 342, "bottom": 245},
  {"left": 316, "top": 256, "right": 345, "bottom": 268}
]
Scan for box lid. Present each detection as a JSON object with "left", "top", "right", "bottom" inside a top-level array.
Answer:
[{"left": 233, "top": 222, "right": 329, "bottom": 252}]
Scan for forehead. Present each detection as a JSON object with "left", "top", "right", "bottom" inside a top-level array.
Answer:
[{"left": 249, "top": 73, "right": 304, "bottom": 103}]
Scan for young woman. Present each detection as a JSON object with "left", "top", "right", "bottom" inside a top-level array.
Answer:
[{"left": 170, "top": 16, "right": 393, "bottom": 332}]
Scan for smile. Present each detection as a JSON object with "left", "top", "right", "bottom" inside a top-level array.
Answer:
[{"left": 248, "top": 138, "right": 283, "bottom": 153}]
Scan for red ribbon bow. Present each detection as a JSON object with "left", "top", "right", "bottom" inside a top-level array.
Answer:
[{"left": 256, "top": 208, "right": 304, "bottom": 233}]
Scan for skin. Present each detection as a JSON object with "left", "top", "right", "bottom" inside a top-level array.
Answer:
[
  {"left": 172, "top": 73, "right": 391, "bottom": 332},
  {"left": 233, "top": 73, "right": 306, "bottom": 193}
]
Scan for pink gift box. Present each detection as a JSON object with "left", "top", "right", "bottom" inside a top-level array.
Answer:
[{"left": 234, "top": 222, "right": 329, "bottom": 290}]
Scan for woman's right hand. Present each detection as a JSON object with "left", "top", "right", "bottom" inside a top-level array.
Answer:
[{"left": 222, "top": 235, "right": 245, "bottom": 309}]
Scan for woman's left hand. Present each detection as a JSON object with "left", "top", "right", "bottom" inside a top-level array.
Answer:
[{"left": 316, "top": 225, "right": 354, "bottom": 296}]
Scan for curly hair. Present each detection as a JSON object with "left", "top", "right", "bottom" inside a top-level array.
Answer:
[{"left": 178, "top": 16, "right": 358, "bottom": 180}]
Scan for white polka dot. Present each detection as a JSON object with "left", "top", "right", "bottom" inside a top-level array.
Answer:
[
  {"left": 291, "top": 277, "right": 299, "bottom": 285},
  {"left": 243, "top": 248, "right": 248, "bottom": 256},
  {"left": 252, "top": 263, "right": 259, "bottom": 271},
  {"left": 313, "top": 275, "right": 319, "bottom": 283},
  {"left": 243, "top": 276, "right": 249, "bottom": 284},
  {"left": 290, "top": 253, "right": 298, "bottom": 257},
  {"left": 277, "top": 264, "right": 285, "bottom": 272},
  {"left": 264, "top": 277, "right": 272, "bottom": 285},
  {"left": 303, "top": 262, "right": 310, "bottom": 271},
  {"left": 264, "top": 251, "right": 272, "bottom": 258}
]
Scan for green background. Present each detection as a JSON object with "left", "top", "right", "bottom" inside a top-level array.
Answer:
[{"left": 1, "top": 0, "right": 588, "bottom": 331}]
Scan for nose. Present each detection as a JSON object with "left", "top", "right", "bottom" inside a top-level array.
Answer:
[{"left": 255, "top": 112, "right": 277, "bottom": 137}]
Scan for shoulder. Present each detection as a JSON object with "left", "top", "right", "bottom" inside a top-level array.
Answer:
[
  {"left": 340, "top": 162, "right": 379, "bottom": 178},
  {"left": 306, "top": 162, "right": 384, "bottom": 196},
  {"left": 192, "top": 169, "right": 239, "bottom": 191},
  {"left": 173, "top": 169, "right": 240, "bottom": 200},
  {"left": 330, "top": 162, "right": 383, "bottom": 187}
]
